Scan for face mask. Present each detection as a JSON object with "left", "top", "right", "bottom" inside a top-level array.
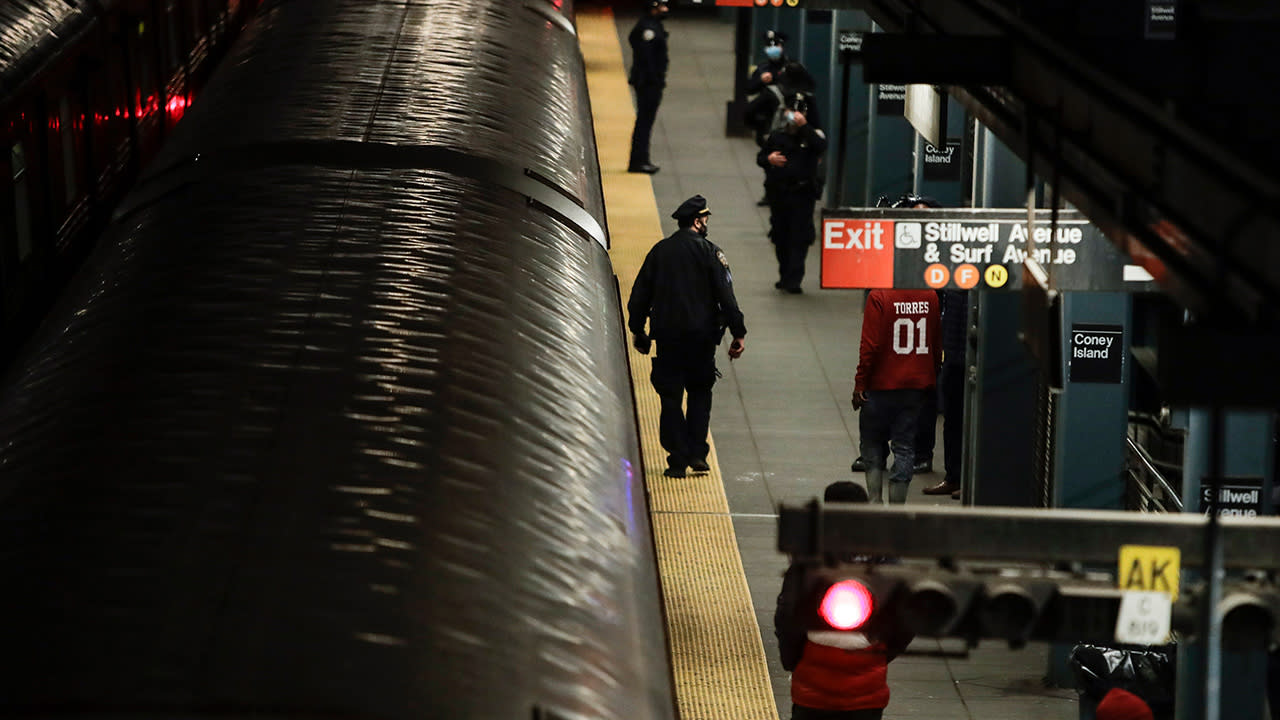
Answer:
[
  {"left": 764, "top": 45, "right": 782, "bottom": 61},
  {"left": 785, "top": 110, "right": 796, "bottom": 124}
]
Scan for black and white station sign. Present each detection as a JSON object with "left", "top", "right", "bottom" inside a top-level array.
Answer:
[{"left": 1069, "top": 324, "right": 1124, "bottom": 384}]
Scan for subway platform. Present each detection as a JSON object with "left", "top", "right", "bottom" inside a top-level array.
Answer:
[{"left": 586, "top": 6, "right": 1081, "bottom": 719}]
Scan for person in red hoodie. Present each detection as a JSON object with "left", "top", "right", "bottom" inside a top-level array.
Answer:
[
  {"left": 774, "top": 481, "right": 914, "bottom": 720},
  {"left": 1095, "top": 688, "right": 1154, "bottom": 720},
  {"left": 852, "top": 289, "right": 940, "bottom": 503}
]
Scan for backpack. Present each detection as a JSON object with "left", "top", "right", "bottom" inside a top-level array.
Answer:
[{"left": 765, "top": 84, "right": 788, "bottom": 135}]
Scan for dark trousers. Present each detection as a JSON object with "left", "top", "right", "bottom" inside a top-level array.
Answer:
[
  {"left": 1269, "top": 647, "right": 1280, "bottom": 720},
  {"left": 769, "top": 193, "right": 816, "bottom": 289},
  {"left": 629, "top": 84, "right": 663, "bottom": 167},
  {"left": 859, "top": 388, "right": 928, "bottom": 486},
  {"left": 791, "top": 704, "right": 883, "bottom": 720},
  {"left": 651, "top": 340, "right": 717, "bottom": 469},
  {"left": 914, "top": 385, "right": 938, "bottom": 464},
  {"left": 940, "top": 362, "right": 965, "bottom": 487}
]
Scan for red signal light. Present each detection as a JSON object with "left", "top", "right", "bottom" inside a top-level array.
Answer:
[{"left": 819, "top": 579, "right": 875, "bottom": 630}]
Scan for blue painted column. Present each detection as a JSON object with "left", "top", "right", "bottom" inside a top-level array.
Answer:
[
  {"left": 772, "top": 8, "right": 803, "bottom": 59},
  {"left": 799, "top": 10, "right": 833, "bottom": 133},
  {"left": 965, "top": 126, "right": 1039, "bottom": 509},
  {"left": 1052, "top": 292, "right": 1132, "bottom": 510},
  {"left": 1175, "top": 409, "right": 1274, "bottom": 720},
  {"left": 863, "top": 23, "right": 915, "bottom": 205},
  {"left": 826, "top": 10, "right": 871, "bottom": 207}
]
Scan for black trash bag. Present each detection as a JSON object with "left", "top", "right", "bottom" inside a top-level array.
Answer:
[{"left": 1069, "top": 643, "right": 1176, "bottom": 719}]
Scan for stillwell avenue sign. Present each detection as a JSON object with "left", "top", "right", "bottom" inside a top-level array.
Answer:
[{"left": 820, "top": 208, "right": 1160, "bottom": 292}]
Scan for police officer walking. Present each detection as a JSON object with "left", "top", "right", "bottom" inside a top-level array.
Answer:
[
  {"left": 628, "top": 195, "right": 747, "bottom": 478},
  {"left": 746, "top": 30, "right": 788, "bottom": 98},
  {"left": 758, "top": 92, "right": 827, "bottom": 293},
  {"left": 627, "top": 0, "right": 669, "bottom": 174}
]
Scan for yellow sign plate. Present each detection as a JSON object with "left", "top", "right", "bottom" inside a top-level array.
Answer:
[{"left": 1118, "top": 545, "right": 1180, "bottom": 601}]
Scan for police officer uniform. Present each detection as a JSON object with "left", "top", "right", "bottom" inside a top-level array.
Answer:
[
  {"left": 758, "top": 93, "right": 828, "bottom": 293},
  {"left": 745, "top": 30, "right": 788, "bottom": 99},
  {"left": 627, "top": 196, "right": 747, "bottom": 478},
  {"left": 628, "top": 0, "right": 669, "bottom": 174}
]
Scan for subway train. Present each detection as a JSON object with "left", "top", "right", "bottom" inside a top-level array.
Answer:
[
  {"left": 0, "top": 1, "right": 676, "bottom": 719},
  {"left": 0, "top": 0, "right": 258, "bottom": 365}
]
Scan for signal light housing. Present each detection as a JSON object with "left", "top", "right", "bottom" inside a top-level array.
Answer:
[
  {"left": 901, "top": 575, "right": 980, "bottom": 637},
  {"left": 978, "top": 580, "right": 1056, "bottom": 649},
  {"left": 1219, "top": 588, "right": 1280, "bottom": 652}
]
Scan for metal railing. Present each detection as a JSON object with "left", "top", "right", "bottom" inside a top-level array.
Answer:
[
  {"left": 1124, "top": 412, "right": 1185, "bottom": 513},
  {"left": 1126, "top": 435, "right": 1184, "bottom": 513}
]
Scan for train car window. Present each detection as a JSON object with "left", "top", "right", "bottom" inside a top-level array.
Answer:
[
  {"left": 164, "top": 1, "right": 182, "bottom": 77},
  {"left": 131, "top": 21, "right": 158, "bottom": 118},
  {"left": 88, "top": 57, "right": 125, "bottom": 188},
  {"left": 11, "top": 144, "right": 32, "bottom": 262},
  {"left": 189, "top": 0, "right": 205, "bottom": 43},
  {"left": 58, "top": 96, "right": 77, "bottom": 205}
]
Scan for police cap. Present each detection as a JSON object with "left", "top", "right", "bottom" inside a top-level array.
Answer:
[
  {"left": 763, "top": 30, "right": 787, "bottom": 46},
  {"left": 671, "top": 194, "right": 712, "bottom": 222}
]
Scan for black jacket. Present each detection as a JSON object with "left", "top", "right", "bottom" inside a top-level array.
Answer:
[
  {"left": 628, "top": 15, "right": 668, "bottom": 88},
  {"left": 745, "top": 57, "right": 787, "bottom": 96},
  {"left": 627, "top": 228, "right": 747, "bottom": 344},
  {"left": 940, "top": 290, "right": 969, "bottom": 365},
  {"left": 758, "top": 123, "right": 828, "bottom": 195}
]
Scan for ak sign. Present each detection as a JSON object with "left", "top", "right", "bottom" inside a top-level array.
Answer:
[{"left": 819, "top": 208, "right": 1159, "bottom": 292}]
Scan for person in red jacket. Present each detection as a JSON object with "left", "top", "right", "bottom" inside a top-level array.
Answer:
[
  {"left": 774, "top": 481, "right": 914, "bottom": 720},
  {"left": 851, "top": 289, "right": 940, "bottom": 503},
  {"left": 1095, "top": 688, "right": 1154, "bottom": 720}
]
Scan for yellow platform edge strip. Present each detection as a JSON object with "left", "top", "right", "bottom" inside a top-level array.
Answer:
[{"left": 578, "top": 9, "right": 780, "bottom": 720}]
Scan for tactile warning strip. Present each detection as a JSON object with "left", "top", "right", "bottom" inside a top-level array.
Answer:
[{"left": 579, "top": 9, "right": 779, "bottom": 720}]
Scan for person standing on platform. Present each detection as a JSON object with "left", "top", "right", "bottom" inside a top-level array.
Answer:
[
  {"left": 852, "top": 194, "right": 943, "bottom": 477},
  {"left": 744, "top": 30, "right": 790, "bottom": 151},
  {"left": 922, "top": 289, "right": 968, "bottom": 499},
  {"left": 628, "top": 195, "right": 747, "bottom": 479},
  {"left": 746, "top": 29, "right": 789, "bottom": 98},
  {"left": 851, "top": 289, "right": 940, "bottom": 503},
  {"left": 627, "top": 0, "right": 669, "bottom": 174},
  {"left": 895, "top": 195, "right": 943, "bottom": 475},
  {"left": 746, "top": 59, "right": 821, "bottom": 207},
  {"left": 758, "top": 92, "right": 827, "bottom": 294},
  {"left": 774, "top": 481, "right": 914, "bottom": 720},
  {"left": 745, "top": 30, "right": 788, "bottom": 207}
]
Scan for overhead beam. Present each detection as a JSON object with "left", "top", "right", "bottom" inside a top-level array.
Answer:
[
  {"left": 840, "top": 0, "right": 1280, "bottom": 327},
  {"left": 778, "top": 502, "right": 1280, "bottom": 570}
]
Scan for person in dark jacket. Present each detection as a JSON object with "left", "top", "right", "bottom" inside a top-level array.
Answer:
[
  {"left": 746, "top": 29, "right": 788, "bottom": 98},
  {"left": 745, "top": 52, "right": 819, "bottom": 208},
  {"left": 745, "top": 61, "right": 823, "bottom": 144},
  {"left": 628, "top": 195, "right": 747, "bottom": 478},
  {"left": 744, "top": 31, "right": 795, "bottom": 148},
  {"left": 758, "top": 91, "right": 827, "bottom": 294},
  {"left": 774, "top": 481, "right": 914, "bottom": 720},
  {"left": 922, "top": 288, "right": 968, "bottom": 498},
  {"left": 627, "top": 0, "right": 669, "bottom": 174}
]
